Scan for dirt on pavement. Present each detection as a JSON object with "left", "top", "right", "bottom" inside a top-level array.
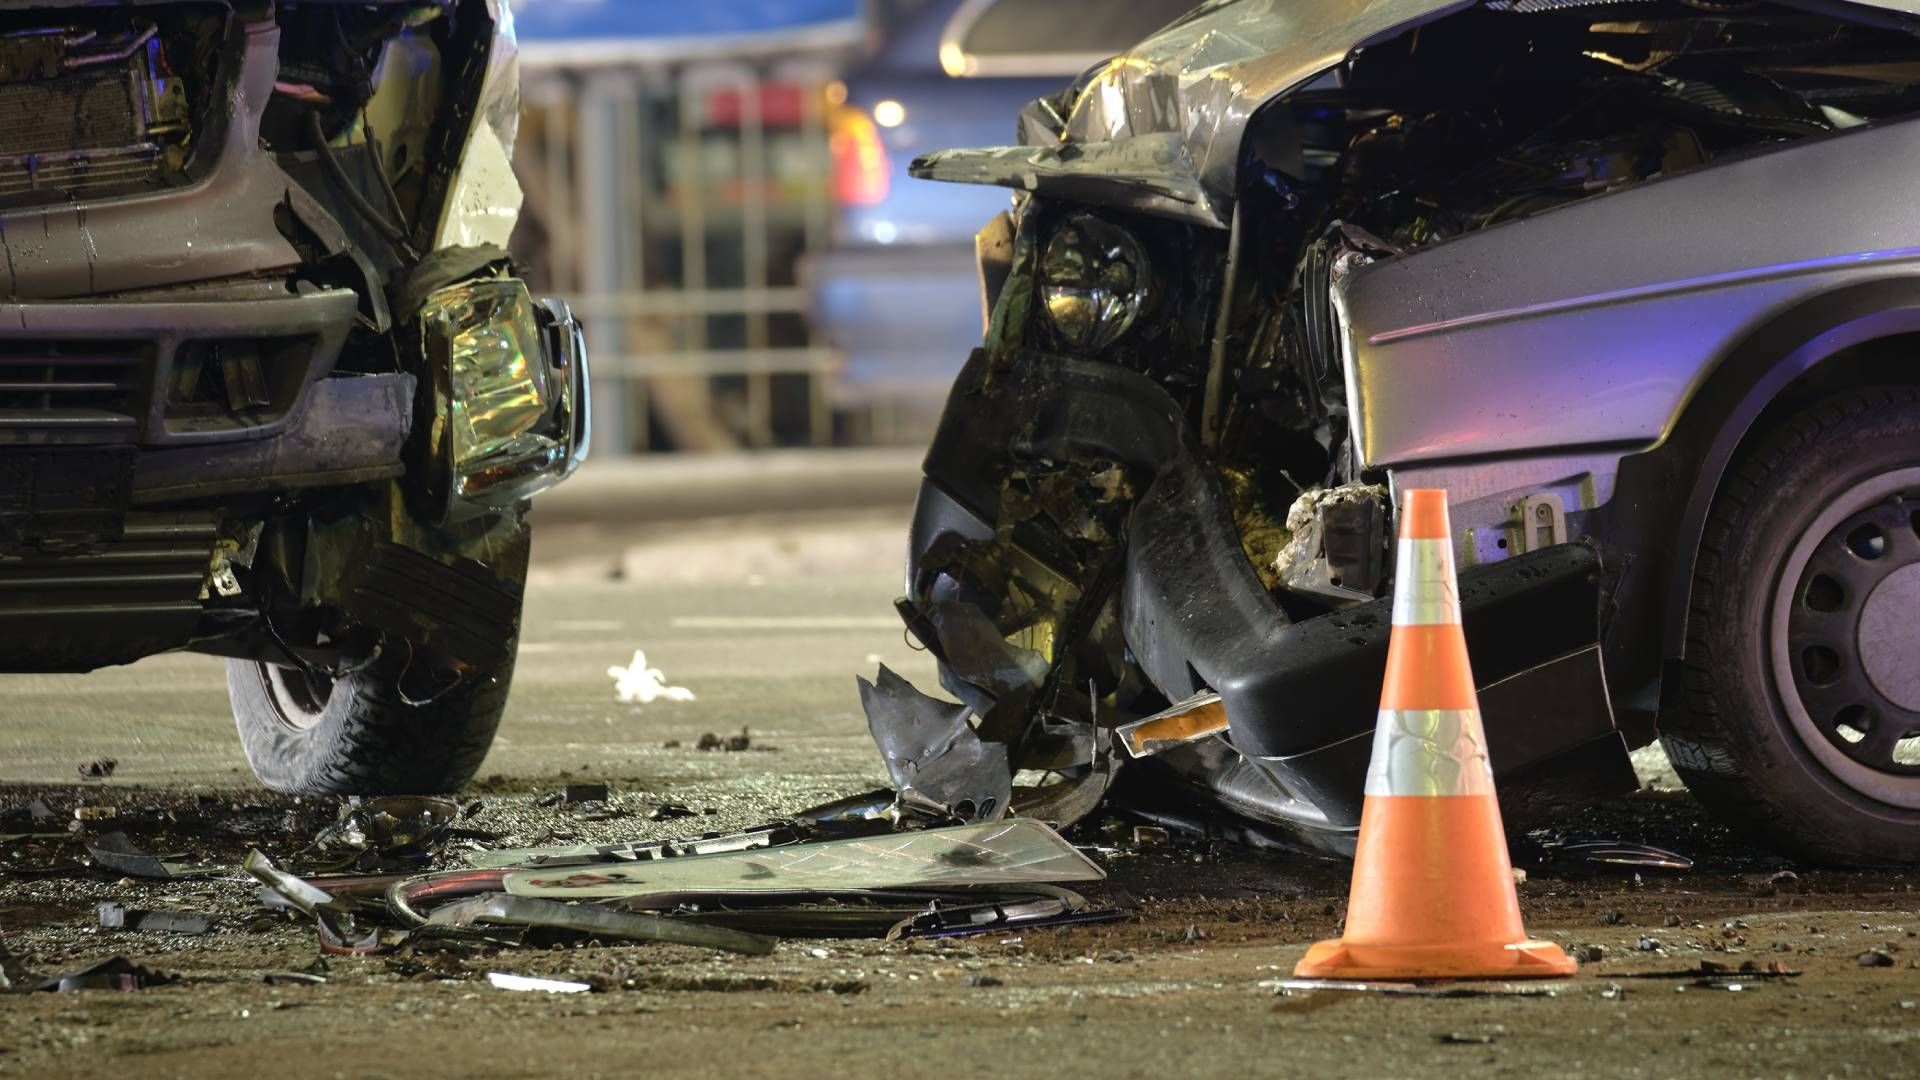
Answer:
[{"left": 2, "top": 779, "right": 1917, "bottom": 1079}]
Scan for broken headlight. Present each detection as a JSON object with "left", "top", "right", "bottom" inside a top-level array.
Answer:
[
  {"left": 420, "top": 278, "right": 589, "bottom": 519},
  {"left": 1040, "top": 214, "right": 1150, "bottom": 352}
]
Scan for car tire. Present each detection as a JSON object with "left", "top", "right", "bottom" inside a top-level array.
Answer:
[
  {"left": 1662, "top": 385, "right": 1920, "bottom": 866},
  {"left": 227, "top": 644, "right": 516, "bottom": 796}
]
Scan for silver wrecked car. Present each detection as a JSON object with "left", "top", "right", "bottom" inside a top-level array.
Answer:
[
  {"left": 0, "top": 1, "right": 586, "bottom": 793},
  {"left": 890, "top": 0, "right": 1920, "bottom": 865}
]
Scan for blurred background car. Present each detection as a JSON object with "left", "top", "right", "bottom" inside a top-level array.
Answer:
[
  {"left": 806, "top": 0, "right": 1196, "bottom": 440},
  {"left": 509, "top": 0, "right": 1192, "bottom": 453}
]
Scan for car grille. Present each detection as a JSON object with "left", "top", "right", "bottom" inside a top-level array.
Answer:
[
  {"left": 0, "top": 511, "right": 219, "bottom": 671},
  {"left": 0, "top": 343, "right": 147, "bottom": 439}
]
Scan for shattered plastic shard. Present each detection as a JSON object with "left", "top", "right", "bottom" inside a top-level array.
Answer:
[
  {"left": 465, "top": 826, "right": 786, "bottom": 870},
  {"left": 501, "top": 820, "right": 1104, "bottom": 901},
  {"left": 243, "top": 850, "right": 341, "bottom": 917},
  {"left": 608, "top": 649, "right": 696, "bottom": 704},
  {"left": 487, "top": 972, "right": 593, "bottom": 994},
  {"left": 426, "top": 892, "right": 775, "bottom": 955},
  {"left": 859, "top": 664, "right": 1011, "bottom": 822},
  {"left": 87, "top": 832, "right": 213, "bottom": 880}
]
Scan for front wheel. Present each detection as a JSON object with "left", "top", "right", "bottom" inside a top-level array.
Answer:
[
  {"left": 1663, "top": 386, "right": 1920, "bottom": 865},
  {"left": 228, "top": 644, "right": 516, "bottom": 795}
]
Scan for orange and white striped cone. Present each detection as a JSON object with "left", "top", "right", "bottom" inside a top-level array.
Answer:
[{"left": 1293, "top": 489, "right": 1575, "bottom": 981}]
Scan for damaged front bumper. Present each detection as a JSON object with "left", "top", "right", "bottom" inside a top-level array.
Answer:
[{"left": 904, "top": 348, "right": 1635, "bottom": 851}]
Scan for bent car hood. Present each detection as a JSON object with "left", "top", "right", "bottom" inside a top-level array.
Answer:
[{"left": 912, "top": 0, "right": 1920, "bottom": 229}]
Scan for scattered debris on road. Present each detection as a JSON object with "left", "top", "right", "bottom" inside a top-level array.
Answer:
[
  {"left": 861, "top": 665, "right": 1010, "bottom": 822},
  {"left": 87, "top": 832, "right": 213, "bottom": 880},
  {"left": 538, "top": 783, "right": 611, "bottom": 808},
  {"left": 487, "top": 972, "right": 594, "bottom": 994},
  {"left": 1438, "top": 1030, "right": 1503, "bottom": 1045},
  {"left": 501, "top": 820, "right": 1103, "bottom": 900},
  {"left": 26, "top": 955, "right": 175, "bottom": 993},
  {"left": 76, "top": 759, "right": 117, "bottom": 781},
  {"left": 98, "top": 902, "right": 215, "bottom": 935},
  {"left": 306, "top": 796, "right": 464, "bottom": 871},
  {"left": 695, "top": 729, "right": 753, "bottom": 752},
  {"left": 426, "top": 893, "right": 775, "bottom": 955}
]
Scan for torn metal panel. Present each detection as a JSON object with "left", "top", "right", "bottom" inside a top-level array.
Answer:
[
  {"left": 97, "top": 903, "right": 214, "bottom": 935},
  {"left": 859, "top": 665, "right": 1011, "bottom": 823},
  {"left": 87, "top": 832, "right": 214, "bottom": 880},
  {"left": 246, "top": 850, "right": 344, "bottom": 914},
  {"left": 425, "top": 893, "right": 776, "bottom": 955},
  {"left": 433, "top": 0, "right": 524, "bottom": 249},
  {"left": 911, "top": 136, "right": 1210, "bottom": 224},
  {"left": 501, "top": 820, "right": 1104, "bottom": 901},
  {"left": 916, "top": 0, "right": 1920, "bottom": 226},
  {"left": 244, "top": 848, "right": 381, "bottom": 953},
  {"left": 467, "top": 826, "right": 791, "bottom": 870}
]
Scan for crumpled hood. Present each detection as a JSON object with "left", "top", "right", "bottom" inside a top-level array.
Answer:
[{"left": 913, "top": 0, "right": 1920, "bottom": 229}]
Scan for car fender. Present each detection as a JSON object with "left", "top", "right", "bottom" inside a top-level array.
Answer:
[{"left": 1644, "top": 277, "right": 1920, "bottom": 659}]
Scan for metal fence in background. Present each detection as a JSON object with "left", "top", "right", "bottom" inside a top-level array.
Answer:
[{"left": 515, "top": 59, "right": 845, "bottom": 455}]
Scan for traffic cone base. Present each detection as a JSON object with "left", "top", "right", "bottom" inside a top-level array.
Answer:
[
  {"left": 1292, "top": 489, "right": 1575, "bottom": 983},
  {"left": 1294, "top": 938, "right": 1576, "bottom": 981}
]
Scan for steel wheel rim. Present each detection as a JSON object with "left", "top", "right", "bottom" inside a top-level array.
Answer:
[
  {"left": 1769, "top": 467, "right": 1920, "bottom": 809},
  {"left": 263, "top": 663, "right": 336, "bottom": 733}
]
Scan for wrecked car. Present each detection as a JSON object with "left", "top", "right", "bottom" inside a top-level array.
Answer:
[
  {"left": 896, "top": 0, "right": 1920, "bottom": 865},
  {"left": 0, "top": 1, "right": 586, "bottom": 793}
]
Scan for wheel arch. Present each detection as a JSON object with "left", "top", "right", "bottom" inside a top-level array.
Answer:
[{"left": 1652, "top": 277, "right": 1920, "bottom": 662}]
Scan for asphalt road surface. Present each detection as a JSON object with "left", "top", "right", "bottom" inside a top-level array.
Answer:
[
  {"left": 0, "top": 509, "right": 931, "bottom": 801},
  {"left": 3, "top": 508, "right": 1917, "bottom": 1079}
]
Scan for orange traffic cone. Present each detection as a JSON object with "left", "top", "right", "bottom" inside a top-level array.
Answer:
[{"left": 1294, "top": 489, "right": 1575, "bottom": 981}]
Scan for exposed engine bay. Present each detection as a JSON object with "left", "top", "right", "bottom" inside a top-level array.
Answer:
[{"left": 882, "top": 1, "right": 1920, "bottom": 852}]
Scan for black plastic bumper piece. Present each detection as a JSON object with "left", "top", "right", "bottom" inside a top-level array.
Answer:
[
  {"left": 132, "top": 373, "right": 413, "bottom": 503},
  {"left": 914, "top": 347, "right": 1631, "bottom": 834}
]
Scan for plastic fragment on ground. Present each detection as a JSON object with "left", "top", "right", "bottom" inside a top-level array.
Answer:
[
  {"left": 487, "top": 972, "right": 593, "bottom": 993},
  {"left": 502, "top": 819, "right": 1104, "bottom": 901},
  {"left": 87, "top": 832, "right": 213, "bottom": 880},
  {"left": 426, "top": 892, "right": 775, "bottom": 954},
  {"left": 98, "top": 902, "right": 214, "bottom": 935}
]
